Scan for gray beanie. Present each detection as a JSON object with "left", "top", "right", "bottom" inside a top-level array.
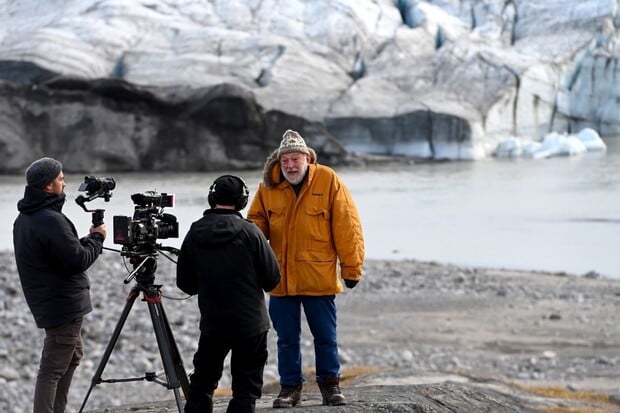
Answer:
[
  {"left": 26, "top": 157, "right": 63, "bottom": 189},
  {"left": 277, "top": 129, "right": 311, "bottom": 157}
]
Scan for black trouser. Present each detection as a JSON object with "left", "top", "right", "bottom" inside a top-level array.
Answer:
[
  {"left": 185, "top": 331, "right": 268, "bottom": 413},
  {"left": 34, "top": 317, "right": 84, "bottom": 413}
]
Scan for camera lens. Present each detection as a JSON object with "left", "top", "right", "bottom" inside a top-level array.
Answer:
[{"left": 100, "top": 177, "right": 116, "bottom": 191}]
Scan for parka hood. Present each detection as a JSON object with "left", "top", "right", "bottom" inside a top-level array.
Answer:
[
  {"left": 192, "top": 209, "right": 246, "bottom": 245},
  {"left": 261, "top": 148, "right": 317, "bottom": 189},
  {"left": 17, "top": 186, "right": 66, "bottom": 215}
]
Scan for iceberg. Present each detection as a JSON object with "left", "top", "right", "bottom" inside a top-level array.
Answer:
[
  {"left": 576, "top": 128, "right": 607, "bottom": 151},
  {"left": 493, "top": 128, "right": 606, "bottom": 159}
]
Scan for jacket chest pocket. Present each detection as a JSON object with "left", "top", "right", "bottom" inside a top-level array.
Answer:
[
  {"left": 268, "top": 207, "right": 286, "bottom": 255},
  {"left": 268, "top": 207, "right": 286, "bottom": 228},
  {"left": 303, "top": 206, "right": 331, "bottom": 243}
]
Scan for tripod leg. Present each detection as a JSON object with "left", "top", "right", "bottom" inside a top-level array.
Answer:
[
  {"left": 147, "top": 300, "right": 189, "bottom": 413},
  {"left": 158, "top": 300, "right": 190, "bottom": 396},
  {"left": 78, "top": 288, "right": 140, "bottom": 413}
]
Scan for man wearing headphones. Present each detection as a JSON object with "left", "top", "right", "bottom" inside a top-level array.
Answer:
[{"left": 176, "top": 175, "right": 281, "bottom": 413}]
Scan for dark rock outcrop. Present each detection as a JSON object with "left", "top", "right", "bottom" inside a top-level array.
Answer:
[
  {"left": 0, "top": 65, "right": 347, "bottom": 173},
  {"left": 327, "top": 111, "right": 473, "bottom": 160}
]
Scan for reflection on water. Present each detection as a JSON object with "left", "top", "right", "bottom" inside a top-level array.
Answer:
[{"left": 1, "top": 139, "right": 619, "bottom": 278}]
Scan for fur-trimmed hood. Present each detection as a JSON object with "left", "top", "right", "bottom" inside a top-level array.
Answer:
[{"left": 261, "top": 148, "right": 318, "bottom": 188}]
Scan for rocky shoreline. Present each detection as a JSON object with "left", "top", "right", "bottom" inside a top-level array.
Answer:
[{"left": 1, "top": 250, "right": 619, "bottom": 412}]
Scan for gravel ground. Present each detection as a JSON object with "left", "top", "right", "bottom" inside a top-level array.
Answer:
[{"left": 0, "top": 250, "right": 619, "bottom": 412}]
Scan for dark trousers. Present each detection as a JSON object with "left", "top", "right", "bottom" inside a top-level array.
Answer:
[
  {"left": 185, "top": 331, "right": 268, "bottom": 413},
  {"left": 269, "top": 295, "right": 340, "bottom": 385},
  {"left": 33, "top": 317, "right": 84, "bottom": 413}
]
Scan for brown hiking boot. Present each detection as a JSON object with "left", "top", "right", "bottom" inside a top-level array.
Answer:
[
  {"left": 318, "top": 376, "right": 346, "bottom": 406},
  {"left": 273, "top": 383, "right": 302, "bottom": 408}
]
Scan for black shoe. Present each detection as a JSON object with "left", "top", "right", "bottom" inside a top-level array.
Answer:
[
  {"left": 184, "top": 392, "right": 213, "bottom": 413},
  {"left": 318, "top": 376, "right": 346, "bottom": 406},
  {"left": 273, "top": 383, "right": 302, "bottom": 408}
]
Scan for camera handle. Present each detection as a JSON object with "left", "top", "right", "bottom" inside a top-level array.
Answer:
[
  {"left": 75, "top": 195, "right": 105, "bottom": 227},
  {"left": 91, "top": 209, "right": 105, "bottom": 227}
]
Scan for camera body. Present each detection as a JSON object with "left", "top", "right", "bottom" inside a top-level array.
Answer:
[
  {"left": 113, "top": 191, "right": 179, "bottom": 248},
  {"left": 78, "top": 176, "right": 116, "bottom": 201}
]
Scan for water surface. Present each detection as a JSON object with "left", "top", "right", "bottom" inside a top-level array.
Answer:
[{"left": 2, "top": 139, "right": 618, "bottom": 278}]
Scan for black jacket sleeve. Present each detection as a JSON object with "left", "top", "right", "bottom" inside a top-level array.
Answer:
[
  {"left": 251, "top": 225, "right": 280, "bottom": 292},
  {"left": 47, "top": 213, "right": 103, "bottom": 276},
  {"left": 176, "top": 231, "right": 199, "bottom": 295}
]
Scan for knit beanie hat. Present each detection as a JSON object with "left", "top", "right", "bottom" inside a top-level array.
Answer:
[
  {"left": 277, "top": 129, "right": 311, "bottom": 157},
  {"left": 25, "top": 157, "right": 63, "bottom": 189}
]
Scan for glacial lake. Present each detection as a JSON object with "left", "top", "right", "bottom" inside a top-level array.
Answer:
[{"left": 1, "top": 138, "right": 619, "bottom": 279}]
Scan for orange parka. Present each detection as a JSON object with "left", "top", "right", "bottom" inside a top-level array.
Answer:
[{"left": 247, "top": 149, "right": 365, "bottom": 296}]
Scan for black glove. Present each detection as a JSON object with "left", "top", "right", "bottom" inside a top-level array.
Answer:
[{"left": 344, "top": 279, "right": 358, "bottom": 289}]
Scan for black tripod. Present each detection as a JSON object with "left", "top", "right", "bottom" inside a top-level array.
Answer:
[{"left": 79, "top": 253, "right": 189, "bottom": 413}]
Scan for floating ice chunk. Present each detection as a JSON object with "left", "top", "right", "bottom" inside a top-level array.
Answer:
[
  {"left": 576, "top": 128, "right": 607, "bottom": 151},
  {"left": 494, "top": 136, "right": 540, "bottom": 158},
  {"left": 559, "top": 135, "right": 588, "bottom": 156},
  {"left": 530, "top": 132, "right": 587, "bottom": 158},
  {"left": 493, "top": 137, "right": 521, "bottom": 158},
  {"left": 519, "top": 132, "right": 562, "bottom": 159},
  {"left": 520, "top": 141, "right": 543, "bottom": 158},
  {"left": 540, "top": 131, "right": 566, "bottom": 151},
  {"left": 494, "top": 128, "right": 604, "bottom": 159}
]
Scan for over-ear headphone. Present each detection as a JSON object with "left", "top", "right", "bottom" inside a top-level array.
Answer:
[{"left": 208, "top": 175, "right": 249, "bottom": 211}]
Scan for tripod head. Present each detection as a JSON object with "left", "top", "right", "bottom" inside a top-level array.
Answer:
[{"left": 121, "top": 244, "right": 180, "bottom": 285}]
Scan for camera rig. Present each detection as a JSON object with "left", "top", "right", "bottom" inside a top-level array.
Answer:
[
  {"left": 75, "top": 175, "right": 116, "bottom": 226},
  {"left": 79, "top": 187, "right": 188, "bottom": 413},
  {"left": 112, "top": 190, "right": 179, "bottom": 283}
]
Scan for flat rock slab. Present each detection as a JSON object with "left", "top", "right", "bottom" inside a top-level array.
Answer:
[{"left": 84, "top": 382, "right": 541, "bottom": 413}]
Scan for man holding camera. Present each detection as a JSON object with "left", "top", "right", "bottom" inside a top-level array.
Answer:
[
  {"left": 176, "top": 175, "right": 280, "bottom": 413},
  {"left": 13, "top": 157, "right": 107, "bottom": 413},
  {"left": 247, "top": 130, "right": 365, "bottom": 407}
]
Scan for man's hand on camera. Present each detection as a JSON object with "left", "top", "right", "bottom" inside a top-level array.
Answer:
[
  {"left": 90, "top": 224, "right": 107, "bottom": 240},
  {"left": 344, "top": 279, "right": 358, "bottom": 289}
]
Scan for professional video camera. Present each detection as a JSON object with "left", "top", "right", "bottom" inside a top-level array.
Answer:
[
  {"left": 76, "top": 175, "right": 116, "bottom": 226},
  {"left": 113, "top": 191, "right": 179, "bottom": 254}
]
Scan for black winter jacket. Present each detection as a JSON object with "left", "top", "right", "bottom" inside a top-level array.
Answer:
[
  {"left": 13, "top": 186, "right": 104, "bottom": 329},
  {"left": 176, "top": 209, "right": 280, "bottom": 338}
]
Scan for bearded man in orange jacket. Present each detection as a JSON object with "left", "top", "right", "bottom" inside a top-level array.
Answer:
[{"left": 248, "top": 129, "right": 365, "bottom": 408}]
